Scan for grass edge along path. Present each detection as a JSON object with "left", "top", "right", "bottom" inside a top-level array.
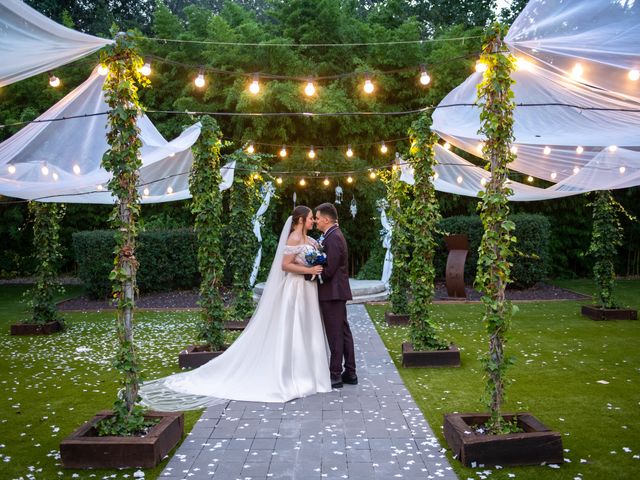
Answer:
[{"left": 366, "top": 279, "right": 640, "bottom": 480}]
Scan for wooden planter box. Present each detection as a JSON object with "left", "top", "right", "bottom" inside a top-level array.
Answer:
[
  {"left": 225, "top": 320, "right": 248, "bottom": 331},
  {"left": 60, "top": 410, "right": 184, "bottom": 469},
  {"left": 385, "top": 312, "right": 410, "bottom": 326},
  {"left": 443, "top": 412, "right": 563, "bottom": 467},
  {"left": 581, "top": 305, "right": 637, "bottom": 321},
  {"left": 178, "top": 345, "right": 224, "bottom": 369},
  {"left": 402, "top": 342, "right": 461, "bottom": 368},
  {"left": 10, "top": 320, "right": 62, "bottom": 335}
]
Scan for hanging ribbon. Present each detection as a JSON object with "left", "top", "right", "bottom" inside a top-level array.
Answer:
[
  {"left": 249, "top": 181, "right": 276, "bottom": 287},
  {"left": 377, "top": 199, "right": 393, "bottom": 288}
]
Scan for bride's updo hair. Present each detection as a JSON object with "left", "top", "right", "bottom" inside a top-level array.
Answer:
[{"left": 290, "top": 206, "right": 311, "bottom": 232}]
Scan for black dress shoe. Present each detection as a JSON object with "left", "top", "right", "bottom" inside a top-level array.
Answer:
[
  {"left": 331, "top": 377, "right": 343, "bottom": 389},
  {"left": 341, "top": 373, "right": 358, "bottom": 385}
]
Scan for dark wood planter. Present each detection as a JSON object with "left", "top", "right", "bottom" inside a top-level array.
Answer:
[
  {"left": 581, "top": 305, "right": 637, "bottom": 321},
  {"left": 178, "top": 344, "right": 224, "bottom": 369},
  {"left": 443, "top": 412, "right": 563, "bottom": 467},
  {"left": 10, "top": 320, "right": 62, "bottom": 336},
  {"left": 60, "top": 410, "right": 184, "bottom": 469},
  {"left": 385, "top": 312, "right": 410, "bottom": 326},
  {"left": 402, "top": 342, "right": 461, "bottom": 368},
  {"left": 225, "top": 320, "right": 248, "bottom": 331}
]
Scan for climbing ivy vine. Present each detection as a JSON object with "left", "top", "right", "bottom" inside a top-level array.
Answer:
[
  {"left": 406, "top": 116, "right": 448, "bottom": 351},
  {"left": 475, "top": 23, "right": 517, "bottom": 434}
]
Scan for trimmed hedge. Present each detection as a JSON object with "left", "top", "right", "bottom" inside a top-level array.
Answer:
[
  {"left": 434, "top": 214, "right": 550, "bottom": 288},
  {"left": 73, "top": 229, "right": 199, "bottom": 298}
]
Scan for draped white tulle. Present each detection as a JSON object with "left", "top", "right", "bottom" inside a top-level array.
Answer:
[{"left": 139, "top": 217, "right": 331, "bottom": 411}]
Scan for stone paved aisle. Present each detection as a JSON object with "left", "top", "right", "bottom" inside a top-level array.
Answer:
[{"left": 159, "top": 304, "right": 457, "bottom": 480}]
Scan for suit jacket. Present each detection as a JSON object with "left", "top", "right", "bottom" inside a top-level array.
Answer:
[{"left": 317, "top": 225, "right": 352, "bottom": 302}]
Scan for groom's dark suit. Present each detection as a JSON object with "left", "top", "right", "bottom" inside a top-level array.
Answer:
[{"left": 317, "top": 225, "right": 356, "bottom": 380}]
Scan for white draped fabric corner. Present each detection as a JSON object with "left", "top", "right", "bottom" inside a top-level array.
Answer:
[
  {"left": 249, "top": 181, "right": 276, "bottom": 287},
  {"left": 0, "top": 0, "right": 113, "bottom": 87}
]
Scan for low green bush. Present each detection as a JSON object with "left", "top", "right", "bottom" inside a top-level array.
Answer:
[
  {"left": 73, "top": 229, "right": 199, "bottom": 298},
  {"left": 434, "top": 214, "right": 550, "bottom": 288}
]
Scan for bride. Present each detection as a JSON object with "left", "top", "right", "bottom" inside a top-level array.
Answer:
[{"left": 139, "top": 206, "right": 331, "bottom": 410}]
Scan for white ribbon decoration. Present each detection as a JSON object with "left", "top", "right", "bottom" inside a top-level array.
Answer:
[
  {"left": 249, "top": 181, "right": 276, "bottom": 287},
  {"left": 380, "top": 206, "right": 393, "bottom": 288}
]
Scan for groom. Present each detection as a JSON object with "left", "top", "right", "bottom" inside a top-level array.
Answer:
[{"left": 314, "top": 203, "right": 357, "bottom": 389}]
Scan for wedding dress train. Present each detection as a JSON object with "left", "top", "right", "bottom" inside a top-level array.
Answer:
[{"left": 139, "top": 217, "right": 331, "bottom": 411}]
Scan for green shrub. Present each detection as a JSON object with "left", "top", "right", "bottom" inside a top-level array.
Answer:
[
  {"left": 73, "top": 229, "right": 199, "bottom": 298},
  {"left": 434, "top": 214, "right": 550, "bottom": 288},
  {"left": 356, "top": 241, "right": 385, "bottom": 280}
]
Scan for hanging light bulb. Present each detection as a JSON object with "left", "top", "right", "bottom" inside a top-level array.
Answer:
[
  {"left": 608, "top": 145, "right": 618, "bottom": 152},
  {"left": 619, "top": 166, "right": 626, "bottom": 174},
  {"left": 323, "top": 178, "right": 330, "bottom": 186},
  {"left": 510, "top": 145, "right": 518, "bottom": 154},
  {"left": 97, "top": 64, "right": 109, "bottom": 76},
  {"left": 41, "top": 164, "right": 49, "bottom": 176},
  {"left": 346, "top": 145, "right": 354, "bottom": 158},
  {"left": 363, "top": 74, "right": 374, "bottom": 94},
  {"left": 369, "top": 170, "right": 376, "bottom": 179},
  {"left": 443, "top": 142, "right": 451, "bottom": 150},
  {"left": 48, "top": 73, "right": 61, "bottom": 88},
  {"left": 419, "top": 65, "right": 431, "bottom": 86},
  {"left": 391, "top": 164, "right": 398, "bottom": 171},
  {"left": 527, "top": 175, "right": 534, "bottom": 183},
  {"left": 380, "top": 141, "right": 388, "bottom": 154},
  {"left": 308, "top": 146, "right": 316, "bottom": 159},
  {"left": 7, "top": 165, "right": 16, "bottom": 174},
  {"left": 550, "top": 172, "right": 557, "bottom": 180},
  {"left": 543, "top": 146, "right": 551, "bottom": 155},
  {"left": 515, "top": 57, "right": 533, "bottom": 72},
  {"left": 456, "top": 175, "right": 463, "bottom": 184},
  {"left": 304, "top": 79, "right": 316, "bottom": 96},
  {"left": 143, "top": 187, "right": 150, "bottom": 196},
  {"left": 253, "top": 173, "right": 260, "bottom": 180},
  {"left": 279, "top": 145, "right": 287, "bottom": 157},
  {"left": 276, "top": 177, "right": 283, "bottom": 185},
  {"left": 347, "top": 176, "right": 353, "bottom": 183},
  {"left": 299, "top": 178, "right": 306, "bottom": 186},
  {"left": 194, "top": 68, "right": 206, "bottom": 88},
  {"left": 96, "top": 184, "right": 104, "bottom": 191},
  {"left": 249, "top": 75, "right": 260, "bottom": 95},
  {"left": 52, "top": 172, "right": 59, "bottom": 181},
  {"left": 73, "top": 164, "right": 81, "bottom": 175},
  {"left": 573, "top": 166, "right": 580, "bottom": 175},
  {"left": 246, "top": 143, "right": 255, "bottom": 154},
  {"left": 475, "top": 60, "right": 487, "bottom": 73},
  {"left": 167, "top": 186, "right": 174, "bottom": 194},
  {"left": 576, "top": 146, "right": 584, "bottom": 154},
  {"left": 139, "top": 60, "right": 151, "bottom": 76},
  {"left": 571, "top": 62, "right": 584, "bottom": 79},
  {"left": 433, "top": 172, "right": 439, "bottom": 180},
  {"left": 629, "top": 69, "right": 640, "bottom": 81},
  {"left": 480, "top": 177, "right": 487, "bottom": 187}
]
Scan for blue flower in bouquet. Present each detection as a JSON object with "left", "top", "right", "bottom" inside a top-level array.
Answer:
[{"left": 305, "top": 248, "right": 327, "bottom": 283}]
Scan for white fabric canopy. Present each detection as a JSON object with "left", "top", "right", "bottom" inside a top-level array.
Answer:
[
  {"left": 0, "top": 0, "right": 113, "bottom": 87},
  {"left": 0, "top": 67, "right": 235, "bottom": 203}
]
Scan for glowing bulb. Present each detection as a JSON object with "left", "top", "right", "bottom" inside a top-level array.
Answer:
[
  {"left": 253, "top": 173, "right": 260, "bottom": 180},
  {"left": 363, "top": 76, "right": 374, "bottom": 94},
  {"left": 629, "top": 69, "right": 640, "bottom": 81},
  {"left": 276, "top": 177, "right": 283, "bottom": 185},
  {"left": 543, "top": 146, "right": 551, "bottom": 155},
  {"left": 323, "top": 178, "right": 330, "bottom": 186},
  {"left": 433, "top": 172, "right": 439, "bottom": 180},
  {"left": 97, "top": 64, "right": 109, "bottom": 76},
  {"left": 392, "top": 164, "right": 398, "bottom": 171},
  {"left": 7, "top": 165, "right": 16, "bottom": 174},
  {"left": 608, "top": 145, "right": 618, "bottom": 152},
  {"left": 194, "top": 69, "right": 205, "bottom": 88},
  {"left": 143, "top": 187, "right": 150, "bottom": 196},
  {"left": 480, "top": 177, "right": 487, "bottom": 187},
  {"left": 515, "top": 57, "right": 533, "bottom": 71},
  {"left": 347, "top": 176, "right": 353, "bottom": 183},
  {"left": 510, "top": 145, "right": 518, "bottom": 154},
  {"left": 279, "top": 145, "right": 287, "bottom": 157},
  {"left": 369, "top": 171, "right": 376, "bottom": 179},
  {"left": 299, "top": 178, "right": 306, "bottom": 186},
  {"left": 73, "top": 164, "right": 81, "bottom": 175},
  {"left": 527, "top": 175, "right": 534, "bottom": 183},
  {"left": 380, "top": 142, "right": 388, "bottom": 154},
  {"left": 304, "top": 80, "right": 316, "bottom": 96},
  {"left": 48, "top": 74, "right": 60, "bottom": 88},
  {"left": 167, "top": 186, "right": 173, "bottom": 194},
  {"left": 619, "top": 166, "right": 626, "bottom": 174},
  {"left": 443, "top": 142, "right": 451, "bottom": 150},
  {"left": 246, "top": 143, "right": 255, "bottom": 154},
  {"left": 475, "top": 60, "right": 487, "bottom": 73},
  {"left": 41, "top": 164, "right": 49, "bottom": 176},
  {"left": 576, "top": 146, "right": 584, "bottom": 154},
  {"left": 139, "top": 62, "right": 151, "bottom": 76},
  {"left": 571, "top": 62, "right": 584, "bottom": 79},
  {"left": 456, "top": 175, "right": 463, "bottom": 184},
  {"left": 249, "top": 75, "right": 260, "bottom": 94},
  {"left": 52, "top": 172, "right": 59, "bottom": 181},
  {"left": 550, "top": 172, "right": 557, "bottom": 180},
  {"left": 96, "top": 184, "right": 103, "bottom": 191},
  {"left": 308, "top": 146, "right": 316, "bottom": 159},
  {"left": 476, "top": 143, "right": 484, "bottom": 153},
  {"left": 346, "top": 145, "right": 353, "bottom": 158},
  {"left": 419, "top": 67, "right": 431, "bottom": 86},
  {"left": 573, "top": 166, "right": 580, "bottom": 175}
]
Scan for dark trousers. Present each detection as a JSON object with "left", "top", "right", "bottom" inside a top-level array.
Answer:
[{"left": 319, "top": 300, "right": 356, "bottom": 379}]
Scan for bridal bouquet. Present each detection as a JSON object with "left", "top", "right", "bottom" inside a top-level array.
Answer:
[{"left": 305, "top": 248, "right": 327, "bottom": 283}]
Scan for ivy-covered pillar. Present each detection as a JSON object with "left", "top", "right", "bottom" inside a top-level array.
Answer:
[
  {"left": 99, "top": 31, "right": 149, "bottom": 429},
  {"left": 475, "top": 23, "right": 517, "bottom": 433},
  {"left": 406, "top": 116, "right": 447, "bottom": 350},
  {"left": 26, "top": 201, "right": 65, "bottom": 326},
  {"left": 190, "top": 116, "right": 227, "bottom": 350}
]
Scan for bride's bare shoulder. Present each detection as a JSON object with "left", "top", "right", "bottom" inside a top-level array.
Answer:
[{"left": 287, "top": 231, "right": 303, "bottom": 246}]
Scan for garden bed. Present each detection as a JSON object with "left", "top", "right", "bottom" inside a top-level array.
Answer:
[
  {"left": 581, "top": 305, "right": 637, "bottom": 320},
  {"left": 10, "top": 320, "right": 62, "bottom": 335}
]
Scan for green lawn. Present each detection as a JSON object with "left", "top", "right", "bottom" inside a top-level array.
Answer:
[
  {"left": 0, "top": 285, "right": 206, "bottom": 480},
  {"left": 366, "top": 279, "right": 640, "bottom": 480}
]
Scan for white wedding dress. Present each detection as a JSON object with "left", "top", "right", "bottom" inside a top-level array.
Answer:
[{"left": 139, "top": 217, "right": 331, "bottom": 411}]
